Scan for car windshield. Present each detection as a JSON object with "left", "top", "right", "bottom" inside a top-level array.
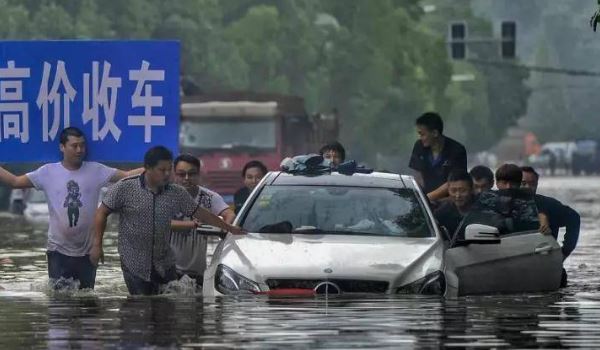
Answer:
[
  {"left": 180, "top": 119, "right": 276, "bottom": 150},
  {"left": 27, "top": 190, "right": 46, "bottom": 204},
  {"left": 242, "top": 185, "right": 434, "bottom": 237}
]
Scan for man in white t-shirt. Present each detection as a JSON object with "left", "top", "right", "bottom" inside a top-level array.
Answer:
[
  {"left": 170, "top": 154, "right": 235, "bottom": 283},
  {"left": 0, "top": 127, "right": 142, "bottom": 289}
]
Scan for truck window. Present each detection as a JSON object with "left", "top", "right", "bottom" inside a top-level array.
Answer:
[{"left": 180, "top": 119, "right": 276, "bottom": 150}]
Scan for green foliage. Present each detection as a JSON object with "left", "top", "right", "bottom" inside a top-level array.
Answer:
[{"left": 0, "top": 0, "right": 531, "bottom": 167}]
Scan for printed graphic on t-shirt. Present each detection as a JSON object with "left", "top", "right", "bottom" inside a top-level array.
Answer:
[
  {"left": 199, "top": 190, "right": 213, "bottom": 209},
  {"left": 63, "top": 180, "right": 83, "bottom": 227}
]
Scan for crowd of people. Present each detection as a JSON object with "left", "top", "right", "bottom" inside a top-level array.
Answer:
[
  {"left": 410, "top": 112, "right": 580, "bottom": 287},
  {"left": 0, "top": 110, "right": 581, "bottom": 294}
]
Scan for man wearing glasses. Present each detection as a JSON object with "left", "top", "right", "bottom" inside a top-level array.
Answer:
[{"left": 170, "top": 154, "right": 236, "bottom": 285}]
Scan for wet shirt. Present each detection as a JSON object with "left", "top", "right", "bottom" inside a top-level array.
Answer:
[
  {"left": 102, "top": 175, "right": 199, "bottom": 281},
  {"left": 409, "top": 136, "right": 467, "bottom": 194},
  {"left": 170, "top": 185, "right": 229, "bottom": 276},
  {"left": 534, "top": 194, "right": 580, "bottom": 257},
  {"left": 234, "top": 187, "right": 250, "bottom": 214},
  {"left": 26, "top": 162, "right": 116, "bottom": 256},
  {"left": 434, "top": 201, "right": 466, "bottom": 240}
]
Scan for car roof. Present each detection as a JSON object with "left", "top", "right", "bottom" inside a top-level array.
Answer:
[{"left": 265, "top": 171, "right": 417, "bottom": 189}]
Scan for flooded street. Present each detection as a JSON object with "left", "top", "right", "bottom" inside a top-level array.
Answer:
[{"left": 1, "top": 177, "right": 600, "bottom": 349}]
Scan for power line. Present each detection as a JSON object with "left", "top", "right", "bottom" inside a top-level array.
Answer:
[{"left": 466, "top": 59, "right": 600, "bottom": 77}]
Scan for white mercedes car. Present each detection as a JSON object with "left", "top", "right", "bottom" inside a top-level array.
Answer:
[{"left": 203, "top": 169, "right": 562, "bottom": 297}]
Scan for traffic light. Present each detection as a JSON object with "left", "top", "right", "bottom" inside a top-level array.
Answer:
[
  {"left": 449, "top": 22, "right": 467, "bottom": 60},
  {"left": 501, "top": 21, "right": 516, "bottom": 58}
]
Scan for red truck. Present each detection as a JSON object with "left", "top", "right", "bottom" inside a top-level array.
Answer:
[{"left": 179, "top": 92, "right": 338, "bottom": 202}]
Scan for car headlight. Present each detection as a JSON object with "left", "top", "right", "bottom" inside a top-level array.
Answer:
[
  {"left": 396, "top": 271, "right": 445, "bottom": 295},
  {"left": 215, "top": 264, "right": 261, "bottom": 294}
]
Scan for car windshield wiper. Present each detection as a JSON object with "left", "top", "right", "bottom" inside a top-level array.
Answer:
[{"left": 292, "top": 227, "right": 375, "bottom": 236}]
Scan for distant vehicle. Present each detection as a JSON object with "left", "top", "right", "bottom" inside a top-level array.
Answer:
[
  {"left": 202, "top": 167, "right": 562, "bottom": 297},
  {"left": 179, "top": 92, "right": 339, "bottom": 202},
  {"left": 23, "top": 190, "right": 49, "bottom": 227},
  {"left": 527, "top": 142, "right": 577, "bottom": 175},
  {"left": 572, "top": 139, "right": 600, "bottom": 175}
]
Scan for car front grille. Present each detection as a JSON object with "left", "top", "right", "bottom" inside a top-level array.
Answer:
[{"left": 265, "top": 279, "right": 389, "bottom": 293}]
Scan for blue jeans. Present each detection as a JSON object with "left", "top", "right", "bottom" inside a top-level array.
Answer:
[
  {"left": 121, "top": 264, "right": 177, "bottom": 295},
  {"left": 46, "top": 251, "right": 97, "bottom": 289}
]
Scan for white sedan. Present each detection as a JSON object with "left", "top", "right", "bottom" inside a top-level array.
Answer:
[{"left": 203, "top": 171, "right": 562, "bottom": 297}]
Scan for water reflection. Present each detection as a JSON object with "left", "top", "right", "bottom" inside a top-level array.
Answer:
[{"left": 0, "top": 177, "right": 599, "bottom": 348}]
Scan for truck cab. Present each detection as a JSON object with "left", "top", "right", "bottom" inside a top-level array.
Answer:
[{"left": 179, "top": 92, "right": 337, "bottom": 202}]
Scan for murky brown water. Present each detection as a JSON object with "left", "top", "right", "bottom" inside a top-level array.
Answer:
[{"left": 1, "top": 177, "right": 599, "bottom": 348}]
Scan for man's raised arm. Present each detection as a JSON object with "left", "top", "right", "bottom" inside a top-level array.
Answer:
[
  {"left": 192, "top": 207, "right": 245, "bottom": 235},
  {"left": 110, "top": 167, "right": 145, "bottom": 182},
  {"left": 0, "top": 166, "right": 33, "bottom": 189}
]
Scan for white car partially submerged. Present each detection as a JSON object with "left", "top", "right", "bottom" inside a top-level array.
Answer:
[{"left": 203, "top": 169, "right": 563, "bottom": 297}]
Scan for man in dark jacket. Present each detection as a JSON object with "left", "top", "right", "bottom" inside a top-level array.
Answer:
[
  {"left": 521, "top": 166, "right": 580, "bottom": 287},
  {"left": 520, "top": 166, "right": 580, "bottom": 259}
]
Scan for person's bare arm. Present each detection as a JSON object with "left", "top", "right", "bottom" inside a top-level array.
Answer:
[
  {"left": 110, "top": 167, "right": 145, "bottom": 182},
  {"left": 0, "top": 166, "right": 33, "bottom": 188},
  {"left": 90, "top": 204, "right": 111, "bottom": 266},
  {"left": 538, "top": 213, "right": 552, "bottom": 235},
  {"left": 427, "top": 183, "right": 449, "bottom": 201},
  {"left": 171, "top": 219, "right": 198, "bottom": 232},
  {"left": 192, "top": 206, "right": 244, "bottom": 235},
  {"left": 219, "top": 208, "right": 236, "bottom": 224}
]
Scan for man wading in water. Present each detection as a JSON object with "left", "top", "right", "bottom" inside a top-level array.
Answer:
[{"left": 0, "top": 127, "right": 143, "bottom": 289}]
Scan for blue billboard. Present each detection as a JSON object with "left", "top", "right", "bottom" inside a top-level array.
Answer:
[{"left": 0, "top": 40, "right": 180, "bottom": 162}]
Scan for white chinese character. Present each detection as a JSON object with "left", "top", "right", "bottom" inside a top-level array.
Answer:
[
  {"left": 0, "top": 61, "right": 30, "bottom": 143},
  {"left": 83, "top": 61, "right": 122, "bottom": 141},
  {"left": 36, "top": 61, "right": 76, "bottom": 142},
  {"left": 128, "top": 60, "right": 165, "bottom": 143}
]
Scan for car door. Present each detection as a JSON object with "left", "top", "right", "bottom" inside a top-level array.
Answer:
[{"left": 444, "top": 231, "right": 562, "bottom": 297}]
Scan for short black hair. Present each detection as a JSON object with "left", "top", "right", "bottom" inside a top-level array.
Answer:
[
  {"left": 470, "top": 165, "right": 495, "bottom": 184},
  {"left": 144, "top": 146, "right": 173, "bottom": 168},
  {"left": 174, "top": 154, "right": 200, "bottom": 170},
  {"left": 520, "top": 166, "right": 540, "bottom": 181},
  {"left": 319, "top": 141, "right": 346, "bottom": 162},
  {"left": 447, "top": 170, "right": 473, "bottom": 187},
  {"left": 495, "top": 163, "right": 522, "bottom": 186},
  {"left": 242, "top": 160, "right": 267, "bottom": 177},
  {"left": 59, "top": 127, "right": 85, "bottom": 145},
  {"left": 416, "top": 112, "right": 443, "bottom": 134}
]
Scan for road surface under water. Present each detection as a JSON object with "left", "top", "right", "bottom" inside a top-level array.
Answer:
[{"left": 0, "top": 176, "right": 599, "bottom": 348}]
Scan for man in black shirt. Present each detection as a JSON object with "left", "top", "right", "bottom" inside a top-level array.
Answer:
[
  {"left": 520, "top": 166, "right": 580, "bottom": 259},
  {"left": 234, "top": 160, "right": 268, "bottom": 214},
  {"left": 409, "top": 112, "right": 467, "bottom": 201},
  {"left": 434, "top": 171, "right": 475, "bottom": 240},
  {"left": 521, "top": 166, "right": 580, "bottom": 288},
  {"left": 470, "top": 165, "right": 495, "bottom": 194}
]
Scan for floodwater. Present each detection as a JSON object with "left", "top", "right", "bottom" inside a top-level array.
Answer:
[{"left": 1, "top": 177, "right": 599, "bottom": 349}]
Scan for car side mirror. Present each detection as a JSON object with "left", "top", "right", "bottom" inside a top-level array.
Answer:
[
  {"left": 196, "top": 224, "right": 227, "bottom": 239},
  {"left": 464, "top": 224, "right": 500, "bottom": 244}
]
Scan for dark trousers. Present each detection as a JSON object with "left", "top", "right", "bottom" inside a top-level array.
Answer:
[
  {"left": 121, "top": 264, "right": 177, "bottom": 295},
  {"left": 47, "top": 251, "right": 97, "bottom": 289}
]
